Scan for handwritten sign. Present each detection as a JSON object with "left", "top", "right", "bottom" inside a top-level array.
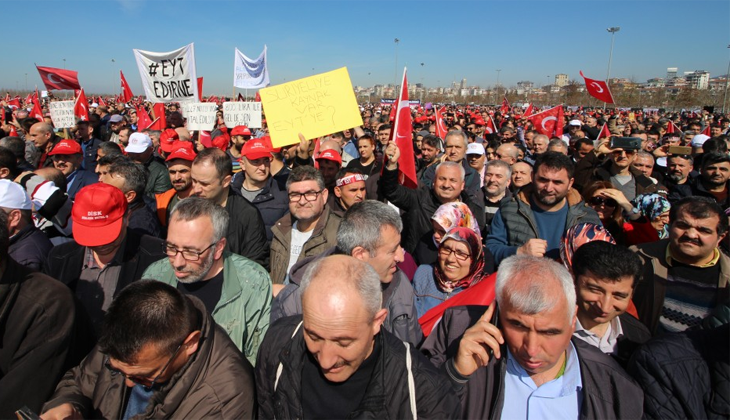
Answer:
[
  {"left": 134, "top": 43, "right": 198, "bottom": 103},
  {"left": 181, "top": 102, "right": 217, "bottom": 131},
  {"left": 259, "top": 67, "right": 363, "bottom": 147},
  {"left": 223, "top": 102, "right": 262, "bottom": 128},
  {"left": 49, "top": 101, "right": 75, "bottom": 128}
]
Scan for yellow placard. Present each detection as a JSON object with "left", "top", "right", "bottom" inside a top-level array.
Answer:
[
  {"left": 628, "top": 112, "right": 636, "bottom": 121},
  {"left": 260, "top": 67, "right": 363, "bottom": 148}
]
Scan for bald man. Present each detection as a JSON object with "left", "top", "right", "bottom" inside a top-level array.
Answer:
[
  {"left": 27, "top": 122, "right": 59, "bottom": 168},
  {"left": 495, "top": 143, "right": 519, "bottom": 165}
]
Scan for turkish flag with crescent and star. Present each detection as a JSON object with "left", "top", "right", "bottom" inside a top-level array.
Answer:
[
  {"left": 580, "top": 71, "right": 615, "bottom": 104},
  {"left": 527, "top": 105, "right": 564, "bottom": 138},
  {"left": 74, "top": 88, "right": 89, "bottom": 121},
  {"left": 500, "top": 96, "right": 510, "bottom": 114},
  {"left": 392, "top": 68, "right": 418, "bottom": 189},
  {"left": 36, "top": 65, "right": 81, "bottom": 90},
  {"left": 120, "top": 71, "right": 134, "bottom": 103},
  {"left": 434, "top": 106, "right": 449, "bottom": 139},
  {"left": 136, "top": 106, "right": 155, "bottom": 132}
]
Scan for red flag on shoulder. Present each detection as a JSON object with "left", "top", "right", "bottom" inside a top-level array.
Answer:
[
  {"left": 392, "top": 68, "right": 418, "bottom": 189},
  {"left": 580, "top": 71, "right": 615, "bottom": 104},
  {"left": 527, "top": 105, "right": 564, "bottom": 137},
  {"left": 74, "top": 88, "right": 89, "bottom": 121},
  {"left": 434, "top": 106, "right": 449, "bottom": 139},
  {"left": 120, "top": 71, "right": 134, "bottom": 103},
  {"left": 36, "top": 65, "right": 81, "bottom": 90}
]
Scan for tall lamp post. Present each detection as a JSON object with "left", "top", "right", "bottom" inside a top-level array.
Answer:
[
  {"left": 496, "top": 69, "right": 501, "bottom": 100},
  {"left": 394, "top": 38, "right": 400, "bottom": 94},
  {"left": 605, "top": 27, "right": 620, "bottom": 109},
  {"left": 723, "top": 44, "right": 730, "bottom": 114}
]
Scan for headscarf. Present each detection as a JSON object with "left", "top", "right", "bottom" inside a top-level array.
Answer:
[
  {"left": 633, "top": 193, "right": 671, "bottom": 239},
  {"left": 434, "top": 227, "right": 486, "bottom": 293},
  {"left": 431, "top": 202, "right": 481, "bottom": 247},
  {"left": 560, "top": 223, "right": 616, "bottom": 271}
]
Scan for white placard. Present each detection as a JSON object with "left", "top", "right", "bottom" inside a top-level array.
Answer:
[
  {"left": 233, "top": 46, "right": 270, "bottom": 89},
  {"left": 134, "top": 43, "right": 198, "bottom": 103},
  {"left": 182, "top": 102, "right": 218, "bottom": 131},
  {"left": 49, "top": 101, "right": 75, "bottom": 128},
  {"left": 223, "top": 102, "right": 262, "bottom": 128}
]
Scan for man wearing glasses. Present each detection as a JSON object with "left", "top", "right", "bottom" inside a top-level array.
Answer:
[
  {"left": 40, "top": 280, "right": 255, "bottom": 420},
  {"left": 270, "top": 165, "right": 341, "bottom": 286}
]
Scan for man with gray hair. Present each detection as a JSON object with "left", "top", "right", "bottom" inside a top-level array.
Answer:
[
  {"left": 483, "top": 160, "right": 512, "bottom": 232},
  {"left": 256, "top": 254, "right": 460, "bottom": 419},
  {"left": 142, "top": 196, "right": 272, "bottom": 366},
  {"left": 419, "top": 130, "right": 482, "bottom": 201},
  {"left": 272, "top": 200, "right": 423, "bottom": 344},
  {"left": 102, "top": 159, "right": 162, "bottom": 238},
  {"left": 421, "top": 255, "right": 643, "bottom": 419}
]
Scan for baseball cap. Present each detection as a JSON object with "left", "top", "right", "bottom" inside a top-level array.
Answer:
[
  {"left": 0, "top": 180, "right": 32, "bottom": 210},
  {"left": 569, "top": 120, "right": 582, "bottom": 127},
  {"left": 231, "top": 125, "right": 252, "bottom": 137},
  {"left": 125, "top": 133, "right": 153, "bottom": 153},
  {"left": 474, "top": 118, "right": 486, "bottom": 126},
  {"left": 242, "top": 138, "right": 273, "bottom": 160},
  {"left": 466, "top": 143, "right": 485, "bottom": 156},
  {"left": 48, "top": 139, "right": 82, "bottom": 156},
  {"left": 109, "top": 114, "right": 124, "bottom": 123},
  {"left": 166, "top": 141, "right": 197, "bottom": 162},
  {"left": 691, "top": 134, "right": 711, "bottom": 147},
  {"left": 316, "top": 149, "right": 342, "bottom": 166},
  {"left": 71, "top": 183, "right": 128, "bottom": 247},
  {"left": 159, "top": 128, "right": 180, "bottom": 153}
]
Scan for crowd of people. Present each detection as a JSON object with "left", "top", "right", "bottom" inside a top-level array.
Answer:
[{"left": 0, "top": 96, "right": 728, "bottom": 419}]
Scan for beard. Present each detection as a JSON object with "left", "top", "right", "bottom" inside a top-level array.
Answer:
[
  {"left": 175, "top": 248, "right": 216, "bottom": 284},
  {"left": 668, "top": 173, "right": 686, "bottom": 183}
]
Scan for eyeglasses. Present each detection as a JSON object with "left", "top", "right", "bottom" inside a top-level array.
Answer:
[
  {"left": 438, "top": 245, "right": 471, "bottom": 261},
  {"left": 611, "top": 149, "right": 637, "bottom": 156},
  {"left": 589, "top": 196, "right": 618, "bottom": 207},
  {"left": 163, "top": 242, "right": 216, "bottom": 261},
  {"left": 104, "top": 342, "right": 183, "bottom": 388},
  {"left": 288, "top": 189, "right": 324, "bottom": 202}
]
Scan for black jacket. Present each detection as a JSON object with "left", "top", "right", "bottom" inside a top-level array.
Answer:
[
  {"left": 255, "top": 315, "right": 460, "bottom": 419},
  {"left": 231, "top": 174, "right": 289, "bottom": 243},
  {"left": 66, "top": 169, "right": 99, "bottom": 200},
  {"left": 628, "top": 324, "right": 730, "bottom": 419},
  {"left": 613, "top": 312, "right": 652, "bottom": 367},
  {"left": 380, "top": 166, "right": 485, "bottom": 254},
  {"left": 80, "top": 138, "right": 101, "bottom": 172},
  {"left": 127, "top": 199, "right": 162, "bottom": 238},
  {"left": 0, "top": 258, "right": 76, "bottom": 418},
  {"left": 574, "top": 151, "right": 667, "bottom": 196},
  {"left": 421, "top": 305, "right": 644, "bottom": 420},
  {"left": 8, "top": 224, "right": 53, "bottom": 271},
  {"left": 224, "top": 188, "right": 269, "bottom": 268}
]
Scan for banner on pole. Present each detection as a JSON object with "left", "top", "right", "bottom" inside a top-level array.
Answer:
[
  {"left": 181, "top": 102, "right": 217, "bottom": 131},
  {"left": 259, "top": 67, "right": 363, "bottom": 148},
  {"left": 233, "top": 46, "right": 270, "bottom": 89},
  {"left": 223, "top": 102, "right": 262, "bottom": 128},
  {"left": 133, "top": 43, "right": 198, "bottom": 103},
  {"left": 49, "top": 101, "right": 75, "bottom": 128}
]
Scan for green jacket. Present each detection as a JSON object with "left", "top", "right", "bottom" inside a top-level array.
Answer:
[{"left": 143, "top": 252, "right": 272, "bottom": 366}]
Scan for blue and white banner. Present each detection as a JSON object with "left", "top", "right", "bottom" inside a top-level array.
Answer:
[{"left": 234, "top": 46, "right": 270, "bottom": 89}]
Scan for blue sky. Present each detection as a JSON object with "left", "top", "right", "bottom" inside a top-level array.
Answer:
[{"left": 2, "top": 0, "right": 728, "bottom": 95}]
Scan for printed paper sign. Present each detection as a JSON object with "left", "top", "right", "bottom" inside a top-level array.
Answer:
[
  {"left": 134, "top": 43, "right": 198, "bottom": 103},
  {"left": 181, "top": 102, "right": 217, "bottom": 131},
  {"left": 223, "top": 102, "right": 262, "bottom": 128},
  {"left": 259, "top": 67, "right": 363, "bottom": 147},
  {"left": 49, "top": 101, "right": 75, "bottom": 128}
]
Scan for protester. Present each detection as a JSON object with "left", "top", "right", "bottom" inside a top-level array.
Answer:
[
  {"left": 27, "top": 122, "right": 59, "bottom": 168},
  {"left": 328, "top": 168, "right": 367, "bottom": 215},
  {"left": 125, "top": 132, "right": 173, "bottom": 198},
  {"left": 482, "top": 159, "right": 512, "bottom": 233},
  {"left": 692, "top": 152, "right": 730, "bottom": 209},
  {"left": 420, "top": 130, "right": 482, "bottom": 200},
  {"left": 1, "top": 179, "right": 52, "bottom": 271},
  {"left": 48, "top": 139, "right": 98, "bottom": 199},
  {"left": 155, "top": 141, "right": 196, "bottom": 227},
  {"left": 75, "top": 120, "right": 101, "bottom": 171},
  {"left": 346, "top": 134, "right": 382, "bottom": 177},
  {"left": 510, "top": 160, "right": 533, "bottom": 192},
  {"left": 102, "top": 158, "right": 162, "bottom": 238}
]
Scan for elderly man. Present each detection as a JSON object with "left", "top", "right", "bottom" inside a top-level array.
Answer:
[
  {"left": 27, "top": 122, "right": 58, "bottom": 168},
  {"left": 483, "top": 160, "right": 512, "bottom": 232},
  {"left": 48, "top": 139, "right": 98, "bottom": 199},
  {"left": 125, "top": 132, "right": 172, "bottom": 198},
  {"left": 142, "top": 197, "right": 271, "bottom": 365},
  {"left": 510, "top": 161, "right": 533, "bottom": 192},
  {"left": 421, "top": 255, "right": 643, "bottom": 419},
  {"left": 256, "top": 255, "right": 460, "bottom": 419},
  {"left": 380, "top": 143, "right": 485, "bottom": 254},
  {"left": 191, "top": 148, "right": 268, "bottom": 267},
  {"left": 487, "top": 152, "right": 601, "bottom": 265},
  {"left": 496, "top": 142, "right": 519, "bottom": 165},
  {"left": 102, "top": 158, "right": 162, "bottom": 238},
  {"left": 631, "top": 196, "right": 729, "bottom": 335},
  {"left": 0, "top": 180, "right": 52, "bottom": 271},
  {"left": 270, "top": 165, "right": 341, "bottom": 284},
  {"left": 531, "top": 133, "right": 549, "bottom": 156},
  {"left": 40, "top": 281, "right": 255, "bottom": 420},
  {"left": 421, "top": 130, "right": 482, "bottom": 200}
]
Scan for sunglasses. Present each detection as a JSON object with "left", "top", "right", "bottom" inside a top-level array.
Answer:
[{"left": 589, "top": 196, "right": 618, "bottom": 207}]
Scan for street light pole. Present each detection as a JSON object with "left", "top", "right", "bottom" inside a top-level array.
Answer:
[
  {"left": 605, "top": 27, "right": 620, "bottom": 109},
  {"left": 394, "top": 38, "right": 400, "bottom": 94},
  {"left": 496, "top": 69, "right": 501, "bottom": 100},
  {"left": 723, "top": 44, "right": 730, "bottom": 114}
]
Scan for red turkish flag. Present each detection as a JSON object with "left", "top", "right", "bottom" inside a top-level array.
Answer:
[
  {"left": 500, "top": 96, "right": 510, "bottom": 114},
  {"left": 434, "top": 106, "right": 449, "bottom": 139},
  {"left": 524, "top": 103, "right": 534, "bottom": 118},
  {"left": 580, "top": 71, "right": 615, "bottom": 104},
  {"left": 527, "top": 105, "right": 564, "bottom": 137},
  {"left": 392, "top": 68, "right": 418, "bottom": 189},
  {"left": 666, "top": 121, "right": 677, "bottom": 134},
  {"left": 254, "top": 91, "right": 261, "bottom": 102},
  {"left": 36, "top": 65, "right": 81, "bottom": 90},
  {"left": 74, "top": 88, "right": 89, "bottom": 122},
  {"left": 30, "top": 97, "right": 43, "bottom": 122},
  {"left": 484, "top": 115, "right": 497, "bottom": 135},
  {"left": 136, "top": 106, "right": 154, "bottom": 132},
  {"left": 120, "top": 71, "right": 134, "bottom": 103},
  {"left": 596, "top": 122, "right": 610, "bottom": 141},
  {"left": 98, "top": 96, "right": 107, "bottom": 107},
  {"left": 197, "top": 77, "right": 204, "bottom": 100},
  {"left": 7, "top": 98, "right": 20, "bottom": 109},
  {"left": 151, "top": 103, "right": 167, "bottom": 130}
]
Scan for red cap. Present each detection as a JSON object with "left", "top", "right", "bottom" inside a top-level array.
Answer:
[
  {"left": 165, "top": 141, "right": 197, "bottom": 162},
  {"left": 48, "top": 139, "right": 82, "bottom": 156},
  {"left": 316, "top": 149, "right": 342, "bottom": 166},
  {"left": 473, "top": 118, "right": 486, "bottom": 126},
  {"left": 71, "top": 183, "right": 128, "bottom": 247},
  {"left": 242, "top": 137, "right": 273, "bottom": 160},
  {"left": 231, "top": 125, "right": 252, "bottom": 136},
  {"left": 211, "top": 134, "right": 230, "bottom": 152},
  {"left": 159, "top": 128, "right": 179, "bottom": 153}
]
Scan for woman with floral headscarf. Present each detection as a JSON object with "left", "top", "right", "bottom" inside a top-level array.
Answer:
[{"left": 413, "top": 227, "right": 492, "bottom": 318}]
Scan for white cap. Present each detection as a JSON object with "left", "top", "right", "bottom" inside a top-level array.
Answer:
[
  {"left": 569, "top": 119, "right": 582, "bottom": 127},
  {"left": 90, "top": 103, "right": 99, "bottom": 108},
  {"left": 0, "top": 180, "right": 32, "bottom": 210},
  {"left": 125, "top": 133, "right": 153, "bottom": 153},
  {"left": 466, "top": 143, "right": 485, "bottom": 155},
  {"left": 691, "top": 134, "right": 710, "bottom": 147}
]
